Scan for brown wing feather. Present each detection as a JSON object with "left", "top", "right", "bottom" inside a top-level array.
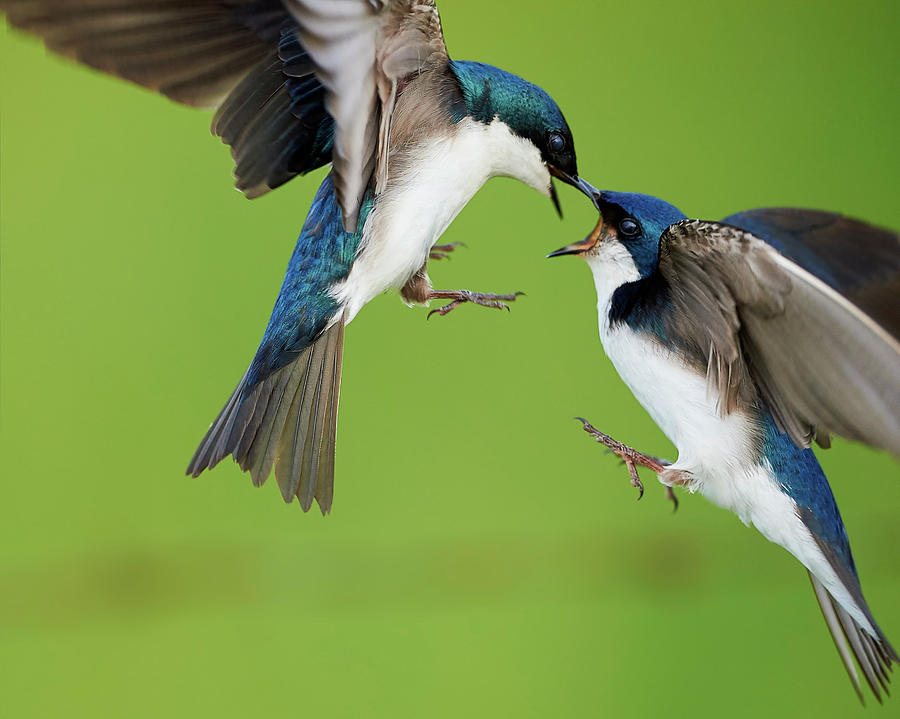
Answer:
[
  {"left": 282, "top": 0, "right": 448, "bottom": 230},
  {"left": 721, "top": 208, "right": 900, "bottom": 341},
  {"left": 0, "top": 0, "right": 284, "bottom": 107},
  {"left": 659, "top": 219, "right": 900, "bottom": 456}
]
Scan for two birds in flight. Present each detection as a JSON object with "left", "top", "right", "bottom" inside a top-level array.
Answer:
[{"left": 3, "top": 0, "right": 898, "bottom": 703}]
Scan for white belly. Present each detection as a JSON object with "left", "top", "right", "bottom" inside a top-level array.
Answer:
[
  {"left": 600, "top": 320, "right": 808, "bottom": 546},
  {"left": 599, "top": 321, "right": 758, "bottom": 487},
  {"left": 333, "top": 118, "right": 551, "bottom": 322}
]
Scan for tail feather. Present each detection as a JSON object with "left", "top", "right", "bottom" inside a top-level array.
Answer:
[
  {"left": 187, "top": 319, "right": 345, "bottom": 514},
  {"left": 310, "top": 320, "right": 341, "bottom": 509},
  {"left": 189, "top": 374, "right": 245, "bottom": 473},
  {"left": 296, "top": 328, "right": 334, "bottom": 511},
  {"left": 809, "top": 572, "right": 898, "bottom": 704},
  {"left": 316, "top": 325, "right": 344, "bottom": 511},
  {"left": 232, "top": 372, "right": 273, "bottom": 467},
  {"left": 300, "top": 334, "right": 332, "bottom": 511},
  {"left": 245, "top": 361, "right": 300, "bottom": 486},
  {"left": 274, "top": 357, "right": 314, "bottom": 503}
]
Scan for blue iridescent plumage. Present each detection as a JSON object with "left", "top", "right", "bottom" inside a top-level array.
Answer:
[
  {"left": 760, "top": 414, "right": 856, "bottom": 575},
  {"left": 246, "top": 174, "right": 371, "bottom": 389},
  {"left": 187, "top": 172, "right": 367, "bottom": 507},
  {"left": 450, "top": 61, "right": 567, "bottom": 131}
]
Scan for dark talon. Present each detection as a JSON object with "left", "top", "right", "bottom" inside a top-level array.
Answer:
[
  {"left": 625, "top": 459, "right": 645, "bottom": 500},
  {"left": 666, "top": 486, "right": 679, "bottom": 512}
]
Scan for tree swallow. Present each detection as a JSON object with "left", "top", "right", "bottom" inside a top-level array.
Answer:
[
  {"left": 549, "top": 191, "right": 899, "bottom": 701},
  {"left": 1, "top": 1, "right": 596, "bottom": 511}
]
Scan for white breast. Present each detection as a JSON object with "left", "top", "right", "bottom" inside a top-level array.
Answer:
[
  {"left": 333, "top": 117, "right": 551, "bottom": 321},
  {"left": 599, "top": 318, "right": 760, "bottom": 496}
]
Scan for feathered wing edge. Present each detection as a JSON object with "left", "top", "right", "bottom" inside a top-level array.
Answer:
[
  {"left": 187, "top": 317, "right": 345, "bottom": 514},
  {"left": 809, "top": 573, "right": 898, "bottom": 703},
  {"left": 658, "top": 219, "right": 900, "bottom": 458}
]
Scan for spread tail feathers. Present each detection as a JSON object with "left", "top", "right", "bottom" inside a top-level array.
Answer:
[
  {"left": 809, "top": 572, "right": 899, "bottom": 704},
  {"left": 187, "top": 320, "right": 345, "bottom": 514}
]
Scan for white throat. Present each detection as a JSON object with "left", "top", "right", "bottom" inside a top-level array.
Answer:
[
  {"left": 583, "top": 243, "right": 642, "bottom": 330},
  {"left": 333, "top": 117, "right": 551, "bottom": 321}
]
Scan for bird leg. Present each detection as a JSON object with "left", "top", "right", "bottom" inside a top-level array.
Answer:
[
  {"left": 575, "top": 417, "right": 685, "bottom": 510},
  {"left": 400, "top": 257, "right": 524, "bottom": 317},
  {"left": 425, "top": 289, "right": 525, "bottom": 318},
  {"left": 429, "top": 242, "right": 466, "bottom": 261}
]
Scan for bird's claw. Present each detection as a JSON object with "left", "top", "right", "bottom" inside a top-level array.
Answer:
[
  {"left": 429, "top": 242, "right": 467, "bottom": 261},
  {"left": 576, "top": 417, "right": 677, "bottom": 508},
  {"left": 624, "top": 459, "right": 645, "bottom": 500},
  {"left": 426, "top": 290, "right": 525, "bottom": 319},
  {"left": 665, "top": 485, "right": 679, "bottom": 512}
]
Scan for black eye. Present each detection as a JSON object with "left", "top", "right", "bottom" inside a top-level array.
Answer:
[
  {"left": 618, "top": 217, "right": 640, "bottom": 238},
  {"left": 547, "top": 132, "right": 566, "bottom": 153}
]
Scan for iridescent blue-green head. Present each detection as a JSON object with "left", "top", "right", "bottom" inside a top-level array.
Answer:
[
  {"left": 449, "top": 60, "right": 594, "bottom": 211},
  {"left": 548, "top": 191, "right": 687, "bottom": 279}
]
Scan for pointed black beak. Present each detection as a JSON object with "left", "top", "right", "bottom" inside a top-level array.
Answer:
[
  {"left": 548, "top": 165, "right": 600, "bottom": 212},
  {"left": 546, "top": 236, "right": 598, "bottom": 258},
  {"left": 549, "top": 180, "right": 563, "bottom": 218},
  {"left": 547, "top": 212, "right": 605, "bottom": 258}
]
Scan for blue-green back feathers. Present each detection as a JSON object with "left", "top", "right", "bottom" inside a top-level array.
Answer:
[{"left": 245, "top": 174, "right": 371, "bottom": 389}]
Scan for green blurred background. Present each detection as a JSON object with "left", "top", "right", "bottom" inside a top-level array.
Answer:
[{"left": 2, "top": 1, "right": 899, "bottom": 716}]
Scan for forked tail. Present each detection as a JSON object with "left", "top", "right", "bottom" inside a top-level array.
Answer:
[
  {"left": 809, "top": 572, "right": 899, "bottom": 704},
  {"left": 187, "top": 320, "right": 345, "bottom": 514}
]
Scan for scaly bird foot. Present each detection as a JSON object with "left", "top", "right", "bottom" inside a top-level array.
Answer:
[
  {"left": 429, "top": 242, "right": 466, "bottom": 261},
  {"left": 426, "top": 290, "right": 525, "bottom": 319},
  {"left": 575, "top": 417, "right": 685, "bottom": 510}
]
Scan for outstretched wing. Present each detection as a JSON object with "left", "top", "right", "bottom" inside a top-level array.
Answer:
[
  {"left": 283, "top": 0, "right": 448, "bottom": 230},
  {"left": 3, "top": 1, "right": 450, "bottom": 225},
  {"left": 1, "top": 0, "right": 334, "bottom": 196},
  {"left": 657, "top": 213, "right": 900, "bottom": 457}
]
